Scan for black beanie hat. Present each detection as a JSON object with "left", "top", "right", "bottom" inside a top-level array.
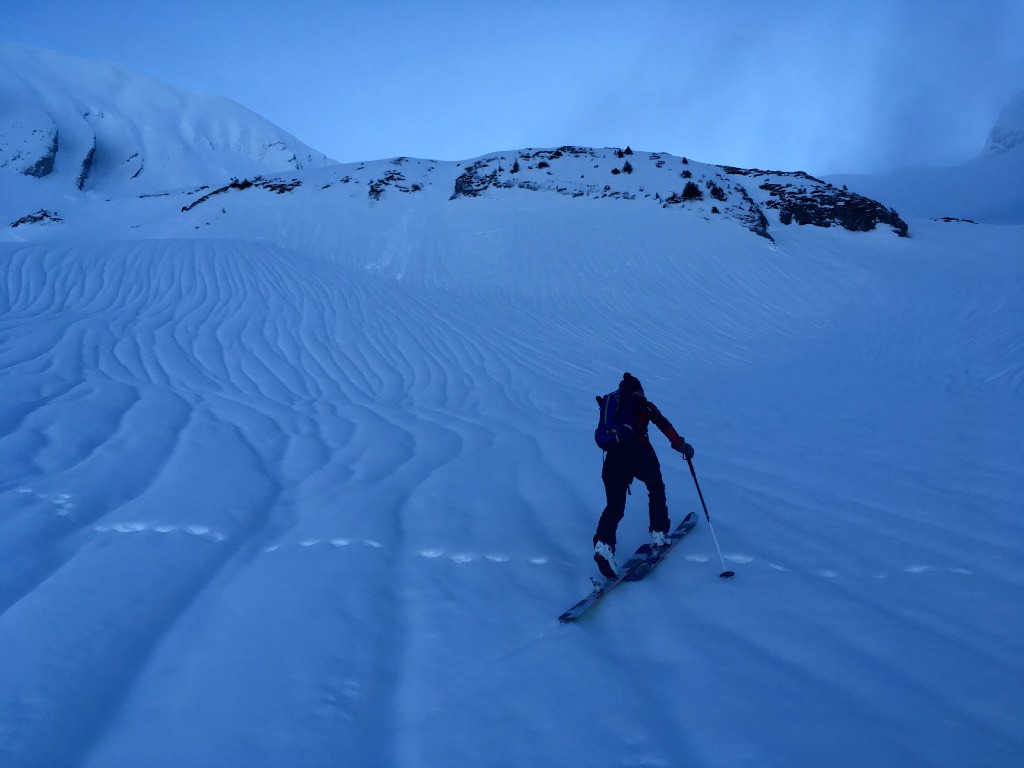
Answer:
[{"left": 619, "top": 372, "right": 644, "bottom": 394}]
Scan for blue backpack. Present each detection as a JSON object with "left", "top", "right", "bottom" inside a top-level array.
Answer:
[{"left": 594, "top": 391, "right": 642, "bottom": 450}]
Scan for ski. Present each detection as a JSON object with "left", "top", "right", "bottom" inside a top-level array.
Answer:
[
  {"left": 558, "top": 546, "right": 648, "bottom": 623},
  {"left": 558, "top": 512, "right": 698, "bottom": 623},
  {"left": 623, "top": 511, "right": 698, "bottom": 581}
]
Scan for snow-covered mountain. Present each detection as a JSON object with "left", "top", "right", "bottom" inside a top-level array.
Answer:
[
  {"left": 0, "top": 44, "right": 335, "bottom": 213},
  {"left": 1, "top": 46, "right": 911, "bottom": 248},
  {"left": 828, "top": 90, "right": 1024, "bottom": 224},
  {"left": 3, "top": 145, "right": 910, "bottom": 251},
  {"left": 1, "top": 48, "right": 1022, "bottom": 768},
  {"left": 982, "top": 89, "right": 1024, "bottom": 155}
]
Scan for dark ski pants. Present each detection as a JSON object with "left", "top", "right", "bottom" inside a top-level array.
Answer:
[{"left": 594, "top": 440, "right": 670, "bottom": 551}]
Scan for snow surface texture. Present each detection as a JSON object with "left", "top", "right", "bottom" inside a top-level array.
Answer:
[{"left": 2, "top": 49, "right": 1024, "bottom": 768}]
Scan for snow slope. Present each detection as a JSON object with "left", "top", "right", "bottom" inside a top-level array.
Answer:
[
  {"left": 0, "top": 44, "right": 335, "bottom": 214},
  {"left": 828, "top": 90, "right": 1024, "bottom": 224},
  {"left": 1, "top": 51, "right": 1023, "bottom": 768},
  {"left": 2, "top": 211, "right": 1022, "bottom": 768}
]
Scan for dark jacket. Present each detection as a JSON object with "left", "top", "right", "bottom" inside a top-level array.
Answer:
[{"left": 620, "top": 391, "right": 684, "bottom": 448}]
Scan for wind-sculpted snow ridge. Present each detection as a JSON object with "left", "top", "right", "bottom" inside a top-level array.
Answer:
[
  {"left": 1, "top": 211, "right": 1023, "bottom": 768},
  {"left": 0, "top": 238, "right": 567, "bottom": 767}
]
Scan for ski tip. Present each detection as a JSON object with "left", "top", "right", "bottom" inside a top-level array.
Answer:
[{"left": 720, "top": 570, "right": 736, "bottom": 579}]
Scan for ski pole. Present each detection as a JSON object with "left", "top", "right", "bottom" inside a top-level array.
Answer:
[{"left": 686, "top": 458, "right": 735, "bottom": 579}]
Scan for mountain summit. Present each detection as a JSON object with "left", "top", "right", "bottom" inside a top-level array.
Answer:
[
  {"left": 0, "top": 43, "right": 335, "bottom": 205},
  {"left": 982, "top": 89, "right": 1024, "bottom": 155},
  {"left": 828, "top": 89, "right": 1024, "bottom": 224}
]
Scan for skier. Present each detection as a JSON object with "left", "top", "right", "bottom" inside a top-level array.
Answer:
[{"left": 593, "top": 372, "right": 694, "bottom": 579}]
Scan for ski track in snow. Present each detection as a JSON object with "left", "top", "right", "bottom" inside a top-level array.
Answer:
[
  {"left": 0, "top": 215, "right": 1022, "bottom": 768},
  {"left": 24, "top": 506, "right": 985, "bottom": 579}
]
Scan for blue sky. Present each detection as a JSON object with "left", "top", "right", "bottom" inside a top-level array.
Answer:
[{"left": 5, "top": 0, "right": 1024, "bottom": 174}]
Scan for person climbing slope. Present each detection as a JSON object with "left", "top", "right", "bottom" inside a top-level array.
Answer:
[{"left": 592, "top": 372, "right": 694, "bottom": 579}]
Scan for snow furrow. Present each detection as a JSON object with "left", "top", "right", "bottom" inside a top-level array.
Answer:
[{"left": 0, "top": 208, "right": 1022, "bottom": 768}]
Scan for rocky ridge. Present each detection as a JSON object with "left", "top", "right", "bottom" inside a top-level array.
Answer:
[
  {"left": 6, "top": 144, "right": 910, "bottom": 241},
  {"left": 301, "top": 146, "right": 908, "bottom": 241}
]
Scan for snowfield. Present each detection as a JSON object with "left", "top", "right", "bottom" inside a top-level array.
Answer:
[{"left": 1, "top": 45, "right": 1023, "bottom": 768}]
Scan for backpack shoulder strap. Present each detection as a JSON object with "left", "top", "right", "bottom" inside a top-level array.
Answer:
[{"left": 598, "top": 391, "right": 619, "bottom": 424}]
